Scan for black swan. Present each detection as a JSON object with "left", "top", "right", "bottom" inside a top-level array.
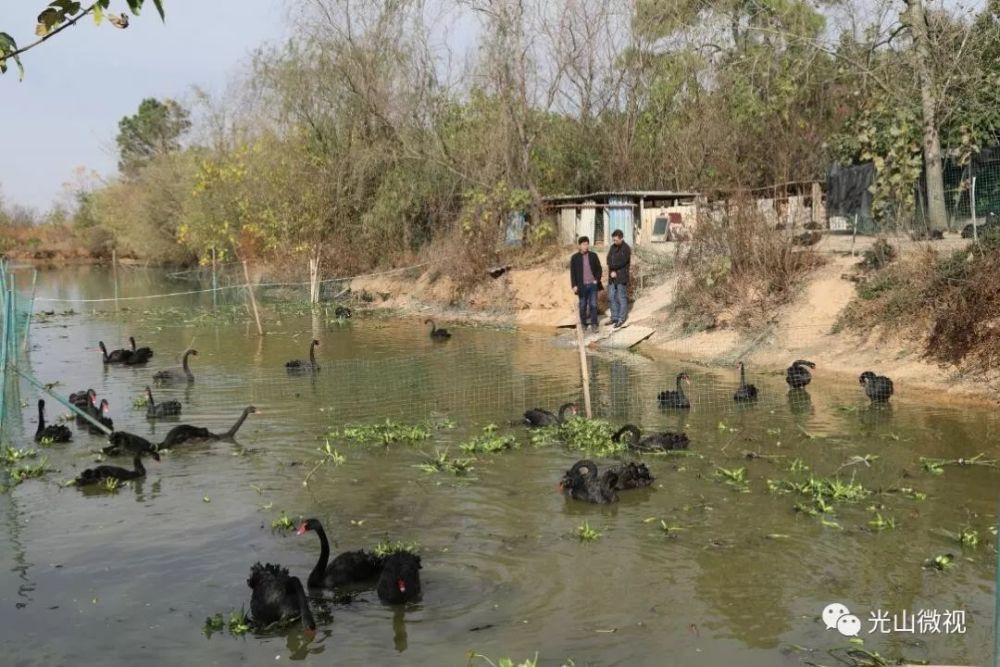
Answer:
[
  {"left": 153, "top": 349, "right": 197, "bottom": 383},
  {"left": 612, "top": 424, "right": 689, "bottom": 452},
  {"left": 296, "top": 518, "right": 383, "bottom": 588},
  {"left": 88, "top": 399, "right": 114, "bottom": 433},
  {"left": 98, "top": 341, "right": 130, "bottom": 364},
  {"left": 334, "top": 306, "right": 352, "bottom": 319},
  {"left": 786, "top": 360, "right": 815, "bottom": 389},
  {"left": 559, "top": 459, "right": 619, "bottom": 504},
  {"left": 35, "top": 399, "right": 71, "bottom": 443},
  {"left": 103, "top": 430, "right": 158, "bottom": 457},
  {"left": 607, "top": 461, "right": 654, "bottom": 489},
  {"left": 286, "top": 339, "right": 321, "bottom": 372},
  {"left": 158, "top": 406, "right": 257, "bottom": 448},
  {"left": 425, "top": 319, "right": 451, "bottom": 339},
  {"left": 377, "top": 552, "right": 422, "bottom": 605},
  {"left": 71, "top": 389, "right": 97, "bottom": 425},
  {"left": 129, "top": 336, "right": 154, "bottom": 359},
  {"left": 859, "top": 371, "right": 894, "bottom": 402},
  {"left": 521, "top": 402, "right": 577, "bottom": 427},
  {"left": 123, "top": 336, "right": 153, "bottom": 365},
  {"left": 733, "top": 362, "right": 758, "bottom": 402},
  {"left": 74, "top": 450, "right": 159, "bottom": 486},
  {"left": 144, "top": 386, "right": 181, "bottom": 418},
  {"left": 69, "top": 388, "right": 94, "bottom": 411},
  {"left": 247, "top": 562, "right": 316, "bottom": 632},
  {"left": 657, "top": 373, "right": 691, "bottom": 409}
]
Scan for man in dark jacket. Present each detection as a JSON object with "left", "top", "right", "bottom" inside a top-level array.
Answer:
[
  {"left": 606, "top": 229, "right": 632, "bottom": 328},
  {"left": 569, "top": 236, "right": 603, "bottom": 331}
]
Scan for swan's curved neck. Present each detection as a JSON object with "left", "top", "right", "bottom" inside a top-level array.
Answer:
[
  {"left": 676, "top": 376, "right": 686, "bottom": 395},
  {"left": 309, "top": 524, "right": 330, "bottom": 586},
  {"left": 36, "top": 402, "right": 45, "bottom": 431},
  {"left": 613, "top": 424, "right": 640, "bottom": 442},
  {"left": 309, "top": 342, "right": 317, "bottom": 365},
  {"left": 99, "top": 343, "right": 109, "bottom": 362},
  {"left": 290, "top": 577, "right": 316, "bottom": 630},
  {"left": 182, "top": 351, "right": 194, "bottom": 379},
  {"left": 224, "top": 409, "right": 251, "bottom": 438},
  {"left": 133, "top": 455, "right": 145, "bottom": 477},
  {"left": 739, "top": 365, "right": 746, "bottom": 386}
]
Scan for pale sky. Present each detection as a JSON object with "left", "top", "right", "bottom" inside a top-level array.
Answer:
[{"left": 1, "top": 0, "right": 289, "bottom": 211}]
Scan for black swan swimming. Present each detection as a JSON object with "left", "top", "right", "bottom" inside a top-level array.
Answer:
[
  {"left": 74, "top": 450, "right": 159, "bottom": 486},
  {"left": 334, "top": 306, "right": 352, "bottom": 319},
  {"left": 153, "top": 349, "right": 198, "bottom": 383},
  {"left": 71, "top": 389, "right": 97, "bottom": 425},
  {"left": 123, "top": 337, "right": 153, "bottom": 365},
  {"left": 425, "top": 319, "right": 451, "bottom": 339},
  {"left": 377, "top": 552, "right": 422, "bottom": 605},
  {"left": 158, "top": 406, "right": 257, "bottom": 448},
  {"left": 657, "top": 373, "right": 691, "bottom": 409},
  {"left": 521, "top": 402, "right": 577, "bottom": 427},
  {"left": 35, "top": 399, "right": 71, "bottom": 443},
  {"left": 129, "top": 336, "right": 154, "bottom": 359},
  {"left": 859, "top": 371, "right": 894, "bottom": 402},
  {"left": 98, "top": 341, "right": 130, "bottom": 364},
  {"left": 286, "top": 339, "right": 321, "bottom": 372},
  {"left": 247, "top": 562, "right": 316, "bottom": 632},
  {"left": 607, "top": 461, "right": 655, "bottom": 489},
  {"left": 144, "top": 386, "right": 181, "bottom": 418},
  {"left": 88, "top": 399, "right": 114, "bottom": 433},
  {"left": 102, "top": 430, "right": 158, "bottom": 457},
  {"left": 733, "top": 362, "right": 758, "bottom": 402},
  {"left": 612, "top": 424, "right": 689, "bottom": 452},
  {"left": 296, "top": 518, "right": 383, "bottom": 588},
  {"left": 785, "top": 360, "right": 815, "bottom": 389},
  {"left": 559, "top": 459, "right": 619, "bottom": 504}
]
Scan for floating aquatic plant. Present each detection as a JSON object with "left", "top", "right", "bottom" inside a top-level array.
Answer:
[
  {"left": 415, "top": 449, "right": 475, "bottom": 475},
  {"left": 228, "top": 606, "right": 251, "bottom": 635},
  {"left": 923, "top": 553, "right": 955, "bottom": 571},
  {"left": 920, "top": 453, "right": 998, "bottom": 475},
  {"left": 714, "top": 467, "right": 749, "bottom": 492},
  {"left": 867, "top": 511, "right": 896, "bottom": 531},
  {"left": 302, "top": 439, "right": 347, "bottom": 487},
  {"left": 576, "top": 521, "right": 601, "bottom": 541},
  {"left": 465, "top": 653, "right": 539, "bottom": 667},
  {"left": 0, "top": 446, "right": 37, "bottom": 465},
  {"left": 333, "top": 419, "right": 432, "bottom": 447},
  {"left": 9, "top": 458, "right": 49, "bottom": 485},
  {"left": 459, "top": 425, "right": 517, "bottom": 454},
  {"left": 271, "top": 513, "right": 295, "bottom": 532},
  {"left": 530, "top": 418, "right": 625, "bottom": 457},
  {"left": 100, "top": 477, "right": 121, "bottom": 492},
  {"left": 373, "top": 540, "right": 420, "bottom": 557}
]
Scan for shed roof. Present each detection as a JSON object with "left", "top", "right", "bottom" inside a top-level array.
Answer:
[{"left": 541, "top": 190, "right": 700, "bottom": 203}]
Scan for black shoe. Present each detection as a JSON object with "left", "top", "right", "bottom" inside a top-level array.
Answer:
[{"left": 613, "top": 320, "right": 623, "bottom": 329}]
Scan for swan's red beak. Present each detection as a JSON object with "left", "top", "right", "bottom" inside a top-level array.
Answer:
[
  {"left": 296, "top": 522, "right": 308, "bottom": 535},
  {"left": 557, "top": 481, "right": 564, "bottom": 492},
  {"left": 397, "top": 578, "right": 406, "bottom": 593}
]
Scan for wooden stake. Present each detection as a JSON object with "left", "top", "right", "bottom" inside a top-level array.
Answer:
[
  {"left": 576, "top": 320, "right": 592, "bottom": 418},
  {"left": 112, "top": 247, "right": 119, "bottom": 313},
  {"left": 241, "top": 258, "right": 264, "bottom": 336},
  {"left": 211, "top": 247, "right": 218, "bottom": 309}
]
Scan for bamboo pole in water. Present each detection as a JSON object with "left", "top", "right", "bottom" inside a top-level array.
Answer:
[
  {"left": 241, "top": 258, "right": 264, "bottom": 336},
  {"left": 576, "top": 320, "right": 592, "bottom": 418},
  {"left": 112, "top": 248, "right": 119, "bottom": 313},
  {"left": 211, "top": 247, "right": 218, "bottom": 309},
  {"left": 22, "top": 269, "right": 37, "bottom": 352}
]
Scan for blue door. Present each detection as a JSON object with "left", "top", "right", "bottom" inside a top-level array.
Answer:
[{"left": 607, "top": 197, "right": 634, "bottom": 245}]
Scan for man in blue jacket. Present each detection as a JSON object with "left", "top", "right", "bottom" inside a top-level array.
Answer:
[{"left": 569, "top": 236, "right": 603, "bottom": 331}]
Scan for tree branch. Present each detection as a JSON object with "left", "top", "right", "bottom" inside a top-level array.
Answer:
[{"left": 6, "top": 3, "right": 98, "bottom": 61}]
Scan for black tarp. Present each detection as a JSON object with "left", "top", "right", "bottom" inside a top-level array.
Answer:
[{"left": 826, "top": 162, "right": 874, "bottom": 222}]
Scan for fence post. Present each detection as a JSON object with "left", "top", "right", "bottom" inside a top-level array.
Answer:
[
  {"left": 241, "top": 258, "right": 264, "bottom": 336},
  {"left": 112, "top": 248, "right": 119, "bottom": 313},
  {"left": 576, "top": 321, "right": 592, "bottom": 418},
  {"left": 211, "top": 247, "right": 218, "bottom": 309},
  {"left": 850, "top": 214, "right": 859, "bottom": 257},
  {"left": 971, "top": 176, "right": 979, "bottom": 244}
]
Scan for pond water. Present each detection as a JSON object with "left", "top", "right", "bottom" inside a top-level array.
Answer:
[{"left": 1, "top": 265, "right": 998, "bottom": 666}]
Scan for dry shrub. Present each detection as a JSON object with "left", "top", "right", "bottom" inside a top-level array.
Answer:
[
  {"left": 838, "top": 243, "right": 1000, "bottom": 373},
  {"left": 674, "top": 201, "right": 824, "bottom": 330},
  {"left": 0, "top": 223, "right": 94, "bottom": 260}
]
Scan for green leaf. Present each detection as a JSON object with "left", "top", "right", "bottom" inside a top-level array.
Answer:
[
  {"left": 152, "top": 0, "right": 166, "bottom": 21},
  {"left": 94, "top": 3, "right": 103, "bottom": 25},
  {"left": 126, "top": 0, "right": 143, "bottom": 15},
  {"left": 0, "top": 32, "right": 24, "bottom": 80}
]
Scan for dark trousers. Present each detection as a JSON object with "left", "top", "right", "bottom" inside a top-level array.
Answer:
[{"left": 578, "top": 283, "right": 598, "bottom": 326}]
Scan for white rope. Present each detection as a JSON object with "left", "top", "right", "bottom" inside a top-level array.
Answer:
[{"left": 33, "top": 263, "right": 428, "bottom": 304}]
